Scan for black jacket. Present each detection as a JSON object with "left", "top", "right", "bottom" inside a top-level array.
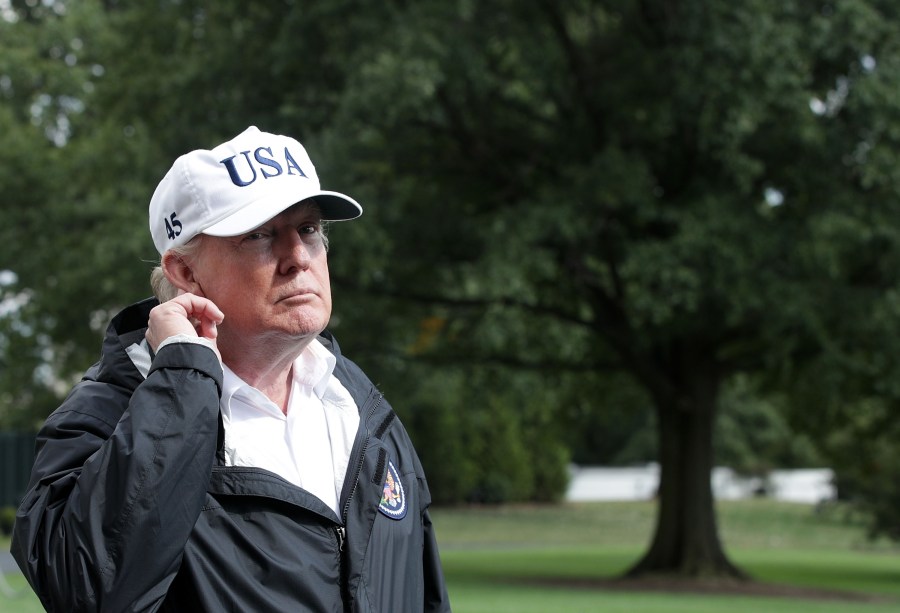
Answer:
[{"left": 12, "top": 299, "right": 451, "bottom": 613}]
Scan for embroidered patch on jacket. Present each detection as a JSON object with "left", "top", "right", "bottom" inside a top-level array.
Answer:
[{"left": 378, "top": 461, "right": 407, "bottom": 520}]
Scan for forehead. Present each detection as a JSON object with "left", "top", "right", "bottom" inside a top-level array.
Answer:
[
  {"left": 230, "top": 199, "right": 324, "bottom": 237},
  {"left": 195, "top": 199, "right": 324, "bottom": 249},
  {"left": 266, "top": 199, "right": 323, "bottom": 225}
]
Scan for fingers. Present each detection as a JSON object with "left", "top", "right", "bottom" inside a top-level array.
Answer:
[
  {"left": 179, "top": 294, "right": 225, "bottom": 332},
  {"left": 145, "top": 293, "right": 224, "bottom": 353}
]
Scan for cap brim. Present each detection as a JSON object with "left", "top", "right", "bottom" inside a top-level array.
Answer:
[
  {"left": 202, "top": 190, "right": 362, "bottom": 237},
  {"left": 314, "top": 191, "right": 364, "bottom": 221}
]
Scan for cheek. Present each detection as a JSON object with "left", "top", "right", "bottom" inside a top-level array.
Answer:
[
  {"left": 317, "top": 259, "right": 331, "bottom": 294},
  {"left": 208, "top": 275, "right": 256, "bottom": 319},
  {"left": 206, "top": 276, "right": 237, "bottom": 304},
  {"left": 320, "top": 271, "right": 333, "bottom": 309}
]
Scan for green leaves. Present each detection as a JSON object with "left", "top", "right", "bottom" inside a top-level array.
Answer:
[{"left": 2, "top": 0, "right": 900, "bottom": 531}]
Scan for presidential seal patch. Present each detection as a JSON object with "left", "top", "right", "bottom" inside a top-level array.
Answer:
[{"left": 378, "top": 461, "right": 407, "bottom": 520}]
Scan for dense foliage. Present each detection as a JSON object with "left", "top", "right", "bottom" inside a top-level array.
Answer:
[{"left": 2, "top": 0, "right": 900, "bottom": 575}]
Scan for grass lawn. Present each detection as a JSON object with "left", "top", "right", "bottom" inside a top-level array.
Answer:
[
  {"left": 2, "top": 500, "right": 898, "bottom": 612},
  {"left": 432, "top": 499, "right": 900, "bottom": 612},
  {"left": 0, "top": 572, "right": 42, "bottom": 613}
]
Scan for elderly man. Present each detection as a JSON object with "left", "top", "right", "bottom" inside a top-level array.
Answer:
[{"left": 12, "top": 127, "right": 451, "bottom": 612}]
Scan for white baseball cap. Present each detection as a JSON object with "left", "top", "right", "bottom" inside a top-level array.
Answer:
[{"left": 149, "top": 126, "right": 362, "bottom": 254}]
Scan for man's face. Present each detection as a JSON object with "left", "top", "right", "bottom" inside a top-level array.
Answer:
[{"left": 189, "top": 201, "right": 332, "bottom": 351}]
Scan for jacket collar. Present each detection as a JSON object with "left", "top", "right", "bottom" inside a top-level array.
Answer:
[{"left": 93, "top": 297, "right": 159, "bottom": 391}]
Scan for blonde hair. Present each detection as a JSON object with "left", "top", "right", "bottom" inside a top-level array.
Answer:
[{"left": 149, "top": 235, "right": 205, "bottom": 303}]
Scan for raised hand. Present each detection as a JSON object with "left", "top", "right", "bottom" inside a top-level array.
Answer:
[{"left": 146, "top": 293, "right": 225, "bottom": 359}]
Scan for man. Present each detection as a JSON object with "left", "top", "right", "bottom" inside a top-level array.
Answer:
[{"left": 11, "top": 126, "right": 451, "bottom": 612}]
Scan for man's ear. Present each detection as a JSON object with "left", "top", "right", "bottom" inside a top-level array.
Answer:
[{"left": 161, "top": 250, "right": 203, "bottom": 296}]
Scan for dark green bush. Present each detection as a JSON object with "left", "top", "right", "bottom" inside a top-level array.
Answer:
[{"left": 400, "top": 366, "right": 570, "bottom": 506}]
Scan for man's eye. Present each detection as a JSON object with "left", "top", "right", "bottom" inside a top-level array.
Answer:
[
  {"left": 299, "top": 224, "right": 319, "bottom": 235},
  {"left": 244, "top": 232, "right": 267, "bottom": 241}
]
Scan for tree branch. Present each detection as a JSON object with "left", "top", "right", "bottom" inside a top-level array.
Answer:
[
  {"left": 332, "top": 275, "right": 595, "bottom": 330},
  {"left": 536, "top": 0, "right": 601, "bottom": 141}
]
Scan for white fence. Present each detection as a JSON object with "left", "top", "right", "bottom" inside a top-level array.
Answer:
[{"left": 565, "top": 464, "right": 836, "bottom": 504}]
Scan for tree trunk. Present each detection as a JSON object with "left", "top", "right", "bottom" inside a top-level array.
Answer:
[{"left": 626, "top": 369, "right": 746, "bottom": 579}]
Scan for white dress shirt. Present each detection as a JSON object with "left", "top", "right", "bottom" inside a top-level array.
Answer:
[
  {"left": 128, "top": 336, "right": 359, "bottom": 516},
  {"left": 218, "top": 339, "right": 360, "bottom": 517}
]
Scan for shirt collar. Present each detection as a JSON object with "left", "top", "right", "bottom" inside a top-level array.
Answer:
[
  {"left": 295, "top": 337, "right": 337, "bottom": 398},
  {"left": 220, "top": 338, "right": 337, "bottom": 419}
]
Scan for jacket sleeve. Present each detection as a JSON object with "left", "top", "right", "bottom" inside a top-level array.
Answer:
[
  {"left": 422, "top": 506, "right": 452, "bottom": 612},
  {"left": 11, "top": 343, "right": 223, "bottom": 613}
]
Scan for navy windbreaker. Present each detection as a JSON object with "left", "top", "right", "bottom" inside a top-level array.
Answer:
[{"left": 12, "top": 298, "right": 451, "bottom": 612}]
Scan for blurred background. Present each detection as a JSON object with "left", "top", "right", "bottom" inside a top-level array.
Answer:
[{"left": 1, "top": 0, "right": 899, "bottom": 610}]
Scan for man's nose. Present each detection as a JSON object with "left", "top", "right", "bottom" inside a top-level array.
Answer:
[{"left": 277, "top": 231, "right": 312, "bottom": 273}]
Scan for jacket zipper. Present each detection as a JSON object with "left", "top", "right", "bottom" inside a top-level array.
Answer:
[
  {"left": 338, "top": 393, "right": 383, "bottom": 612},
  {"left": 335, "top": 526, "right": 346, "bottom": 552}
]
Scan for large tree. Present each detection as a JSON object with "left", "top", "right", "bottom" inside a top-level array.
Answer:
[
  {"left": 316, "top": 0, "right": 900, "bottom": 576},
  {"left": 4, "top": 0, "right": 900, "bottom": 579}
]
